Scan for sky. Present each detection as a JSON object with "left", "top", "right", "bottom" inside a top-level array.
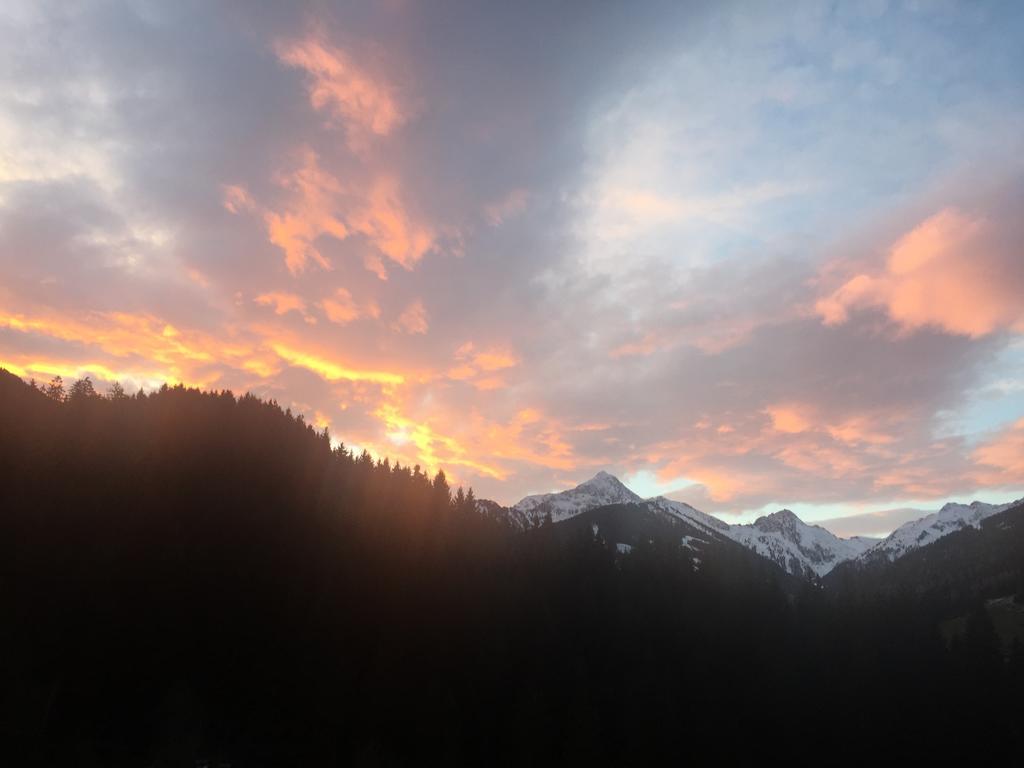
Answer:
[{"left": 2, "top": 0, "right": 1023, "bottom": 535}]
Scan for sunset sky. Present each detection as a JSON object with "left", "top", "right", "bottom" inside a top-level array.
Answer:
[{"left": 2, "top": 1, "right": 1023, "bottom": 534}]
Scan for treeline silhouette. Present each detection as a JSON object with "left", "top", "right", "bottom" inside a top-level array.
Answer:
[{"left": 1, "top": 369, "right": 1021, "bottom": 765}]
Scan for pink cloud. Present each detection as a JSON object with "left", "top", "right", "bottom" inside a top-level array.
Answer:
[
  {"left": 239, "top": 149, "right": 348, "bottom": 274},
  {"left": 347, "top": 177, "right": 437, "bottom": 270},
  {"left": 393, "top": 300, "right": 429, "bottom": 335},
  {"left": 973, "top": 417, "right": 1024, "bottom": 486},
  {"left": 766, "top": 403, "right": 812, "bottom": 434},
  {"left": 226, "top": 151, "right": 439, "bottom": 277},
  {"left": 254, "top": 292, "right": 314, "bottom": 324},
  {"left": 320, "top": 288, "right": 380, "bottom": 325},
  {"left": 274, "top": 33, "right": 407, "bottom": 150},
  {"left": 816, "top": 207, "right": 1024, "bottom": 337}
]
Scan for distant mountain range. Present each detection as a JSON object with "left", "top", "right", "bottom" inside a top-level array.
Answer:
[{"left": 481, "top": 472, "right": 1023, "bottom": 579}]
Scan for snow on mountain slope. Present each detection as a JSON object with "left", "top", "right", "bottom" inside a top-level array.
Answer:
[
  {"left": 647, "top": 496, "right": 731, "bottom": 534},
  {"left": 504, "top": 474, "right": 875, "bottom": 575},
  {"left": 498, "top": 472, "right": 1019, "bottom": 577},
  {"left": 724, "top": 510, "right": 876, "bottom": 578},
  {"left": 648, "top": 497, "right": 873, "bottom": 576},
  {"left": 511, "top": 471, "right": 641, "bottom": 524},
  {"left": 861, "top": 498, "right": 1022, "bottom": 562}
]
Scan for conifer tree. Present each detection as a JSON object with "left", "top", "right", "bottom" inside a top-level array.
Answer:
[
  {"left": 68, "top": 376, "right": 97, "bottom": 402},
  {"left": 44, "top": 375, "right": 65, "bottom": 402}
]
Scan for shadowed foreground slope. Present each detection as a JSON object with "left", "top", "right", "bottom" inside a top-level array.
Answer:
[{"left": 1, "top": 370, "right": 1021, "bottom": 765}]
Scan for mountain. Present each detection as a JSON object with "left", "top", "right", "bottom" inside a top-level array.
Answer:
[
  {"left": 649, "top": 499, "right": 875, "bottom": 577},
  {"left": 500, "top": 472, "right": 1024, "bottom": 579},
  {"left": 858, "top": 499, "right": 1022, "bottom": 564},
  {"left": 508, "top": 470, "right": 642, "bottom": 526},
  {"left": 551, "top": 500, "right": 803, "bottom": 590},
  {"left": 826, "top": 499, "right": 1024, "bottom": 605},
  {"left": 493, "top": 475, "right": 876, "bottom": 577},
  {"left": 722, "top": 509, "right": 877, "bottom": 578}
]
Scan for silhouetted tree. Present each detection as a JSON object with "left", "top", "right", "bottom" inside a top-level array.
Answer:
[
  {"left": 44, "top": 375, "right": 65, "bottom": 401},
  {"left": 67, "top": 376, "right": 97, "bottom": 402}
]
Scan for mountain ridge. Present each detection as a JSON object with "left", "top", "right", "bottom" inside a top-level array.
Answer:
[{"left": 485, "top": 471, "right": 1020, "bottom": 578}]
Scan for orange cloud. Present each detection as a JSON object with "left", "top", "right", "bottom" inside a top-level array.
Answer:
[
  {"left": 0, "top": 308, "right": 276, "bottom": 388},
  {"left": 255, "top": 292, "right": 312, "bottom": 322},
  {"left": 682, "top": 466, "right": 777, "bottom": 503},
  {"left": 816, "top": 208, "right": 1024, "bottom": 337},
  {"left": 826, "top": 415, "right": 897, "bottom": 446},
  {"left": 222, "top": 184, "right": 256, "bottom": 214},
  {"left": 775, "top": 442, "right": 865, "bottom": 477},
  {"left": 266, "top": 149, "right": 350, "bottom": 274},
  {"left": 320, "top": 288, "right": 379, "bottom": 325},
  {"left": 393, "top": 300, "right": 428, "bottom": 335},
  {"left": 227, "top": 152, "right": 438, "bottom": 277},
  {"left": 374, "top": 403, "right": 506, "bottom": 480},
  {"left": 446, "top": 342, "right": 520, "bottom": 386},
  {"left": 446, "top": 364, "right": 476, "bottom": 380},
  {"left": 872, "top": 464, "right": 955, "bottom": 498},
  {"left": 348, "top": 177, "right": 436, "bottom": 270},
  {"left": 1, "top": 358, "right": 172, "bottom": 391},
  {"left": 472, "top": 377, "right": 506, "bottom": 391},
  {"left": 274, "top": 33, "right": 406, "bottom": 149},
  {"left": 973, "top": 418, "right": 1024, "bottom": 485},
  {"left": 473, "top": 408, "right": 578, "bottom": 471},
  {"left": 766, "top": 404, "right": 812, "bottom": 433},
  {"left": 472, "top": 349, "right": 519, "bottom": 371},
  {"left": 270, "top": 342, "right": 404, "bottom": 386}
]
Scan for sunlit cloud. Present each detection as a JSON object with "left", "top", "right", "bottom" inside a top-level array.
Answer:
[
  {"left": 226, "top": 150, "right": 439, "bottom": 277},
  {"left": 816, "top": 207, "right": 1024, "bottom": 337},
  {"left": 347, "top": 177, "right": 437, "bottom": 270},
  {"left": 270, "top": 342, "right": 404, "bottom": 386},
  {"left": 260, "top": 148, "right": 346, "bottom": 274},
  {"left": 445, "top": 342, "right": 519, "bottom": 389},
  {"left": 375, "top": 403, "right": 506, "bottom": 480},
  {"left": 973, "top": 417, "right": 1024, "bottom": 485},
  {"left": 255, "top": 292, "right": 314, "bottom": 323},
  {"left": 320, "top": 288, "right": 379, "bottom": 325},
  {"left": 393, "top": 300, "right": 428, "bottom": 335},
  {"left": 274, "top": 31, "right": 407, "bottom": 150},
  {"left": 766, "top": 404, "right": 812, "bottom": 434}
]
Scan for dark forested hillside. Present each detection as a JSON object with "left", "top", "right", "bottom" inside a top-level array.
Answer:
[
  {"left": 826, "top": 501, "right": 1024, "bottom": 608},
  {"left": 548, "top": 501, "right": 805, "bottom": 594},
  {"left": 1, "top": 369, "right": 1021, "bottom": 766}
]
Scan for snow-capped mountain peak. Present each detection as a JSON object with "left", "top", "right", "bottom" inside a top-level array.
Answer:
[
  {"left": 726, "top": 509, "right": 875, "bottom": 578},
  {"left": 649, "top": 498, "right": 873, "bottom": 577},
  {"left": 490, "top": 471, "right": 1019, "bottom": 579},
  {"left": 511, "top": 470, "right": 641, "bottom": 524},
  {"left": 861, "top": 497, "right": 1022, "bottom": 562},
  {"left": 752, "top": 509, "right": 802, "bottom": 536}
]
